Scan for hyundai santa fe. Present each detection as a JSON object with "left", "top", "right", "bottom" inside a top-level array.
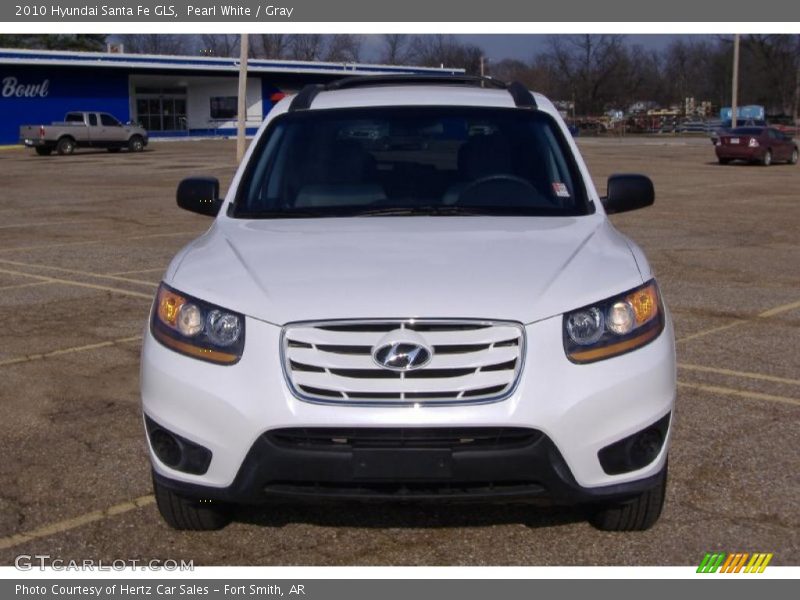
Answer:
[{"left": 141, "top": 75, "right": 676, "bottom": 532}]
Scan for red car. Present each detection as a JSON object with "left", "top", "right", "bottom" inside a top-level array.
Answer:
[{"left": 715, "top": 126, "right": 799, "bottom": 166}]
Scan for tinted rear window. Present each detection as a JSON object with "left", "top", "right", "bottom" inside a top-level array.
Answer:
[
  {"left": 234, "top": 106, "right": 590, "bottom": 218},
  {"left": 730, "top": 127, "right": 764, "bottom": 135}
]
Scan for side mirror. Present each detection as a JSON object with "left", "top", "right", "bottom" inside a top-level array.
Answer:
[
  {"left": 176, "top": 177, "right": 222, "bottom": 217},
  {"left": 602, "top": 174, "right": 654, "bottom": 215}
]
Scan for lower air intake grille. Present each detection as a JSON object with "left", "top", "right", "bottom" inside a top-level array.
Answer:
[{"left": 267, "top": 427, "right": 542, "bottom": 450}]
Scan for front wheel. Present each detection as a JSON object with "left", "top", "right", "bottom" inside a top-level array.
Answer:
[
  {"left": 128, "top": 135, "right": 145, "bottom": 152},
  {"left": 588, "top": 461, "right": 667, "bottom": 531},
  {"left": 761, "top": 150, "right": 772, "bottom": 166},
  {"left": 152, "top": 473, "right": 231, "bottom": 530},
  {"left": 789, "top": 148, "right": 798, "bottom": 165}
]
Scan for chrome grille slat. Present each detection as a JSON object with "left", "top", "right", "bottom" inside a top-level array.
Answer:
[
  {"left": 287, "top": 345, "right": 520, "bottom": 370},
  {"left": 282, "top": 319, "right": 525, "bottom": 406},
  {"left": 285, "top": 325, "right": 522, "bottom": 347}
]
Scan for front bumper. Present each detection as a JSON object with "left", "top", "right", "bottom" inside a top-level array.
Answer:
[
  {"left": 151, "top": 424, "right": 669, "bottom": 506},
  {"left": 141, "top": 310, "right": 676, "bottom": 497}
]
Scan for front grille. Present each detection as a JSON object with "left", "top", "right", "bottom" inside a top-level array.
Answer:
[
  {"left": 281, "top": 319, "right": 525, "bottom": 405},
  {"left": 267, "top": 427, "right": 542, "bottom": 450}
]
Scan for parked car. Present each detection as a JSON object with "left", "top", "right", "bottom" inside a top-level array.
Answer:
[
  {"left": 19, "top": 111, "right": 148, "bottom": 156},
  {"left": 715, "top": 126, "right": 798, "bottom": 166},
  {"left": 710, "top": 119, "right": 768, "bottom": 145},
  {"left": 141, "top": 75, "right": 676, "bottom": 532}
]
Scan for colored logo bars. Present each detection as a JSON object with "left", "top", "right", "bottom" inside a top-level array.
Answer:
[{"left": 697, "top": 552, "right": 773, "bottom": 573}]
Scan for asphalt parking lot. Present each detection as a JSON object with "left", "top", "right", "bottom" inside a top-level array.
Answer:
[{"left": 0, "top": 137, "right": 797, "bottom": 566}]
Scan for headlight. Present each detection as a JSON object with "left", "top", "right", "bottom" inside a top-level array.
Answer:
[
  {"left": 151, "top": 283, "right": 245, "bottom": 365},
  {"left": 563, "top": 280, "right": 664, "bottom": 364}
]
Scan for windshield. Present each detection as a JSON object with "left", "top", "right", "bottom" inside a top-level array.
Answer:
[{"left": 234, "top": 107, "right": 590, "bottom": 218}]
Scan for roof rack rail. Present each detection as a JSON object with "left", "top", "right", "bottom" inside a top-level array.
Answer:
[
  {"left": 507, "top": 81, "right": 537, "bottom": 109},
  {"left": 288, "top": 83, "right": 324, "bottom": 111},
  {"left": 287, "top": 74, "right": 538, "bottom": 112},
  {"left": 324, "top": 74, "right": 507, "bottom": 91}
]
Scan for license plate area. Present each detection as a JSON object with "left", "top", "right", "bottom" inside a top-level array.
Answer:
[
  {"left": 730, "top": 137, "right": 740, "bottom": 144},
  {"left": 352, "top": 449, "right": 453, "bottom": 480}
]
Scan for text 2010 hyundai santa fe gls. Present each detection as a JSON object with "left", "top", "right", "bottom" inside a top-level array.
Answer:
[{"left": 140, "top": 75, "right": 676, "bottom": 531}]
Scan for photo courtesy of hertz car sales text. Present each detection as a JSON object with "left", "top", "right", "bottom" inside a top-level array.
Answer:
[{"left": 141, "top": 74, "right": 676, "bottom": 531}]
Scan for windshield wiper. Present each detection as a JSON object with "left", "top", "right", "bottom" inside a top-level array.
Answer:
[{"left": 353, "top": 206, "right": 494, "bottom": 217}]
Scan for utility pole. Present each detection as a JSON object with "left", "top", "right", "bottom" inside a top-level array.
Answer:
[
  {"left": 731, "top": 34, "right": 740, "bottom": 128},
  {"left": 236, "top": 33, "right": 249, "bottom": 163}
]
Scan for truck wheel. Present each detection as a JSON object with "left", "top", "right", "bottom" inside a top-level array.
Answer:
[
  {"left": 35, "top": 147, "right": 52, "bottom": 156},
  {"left": 587, "top": 461, "right": 667, "bottom": 532},
  {"left": 790, "top": 148, "right": 798, "bottom": 165},
  {"left": 152, "top": 473, "right": 231, "bottom": 530},
  {"left": 128, "top": 135, "right": 145, "bottom": 152},
  {"left": 761, "top": 150, "right": 772, "bottom": 166},
  {"left": 56, "top": 137, "right": 75, "bottom": 155}
]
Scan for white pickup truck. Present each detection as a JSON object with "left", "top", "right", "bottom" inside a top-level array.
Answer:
[{"left": 19, "top": 111, "right": 148, "bottom": 156}]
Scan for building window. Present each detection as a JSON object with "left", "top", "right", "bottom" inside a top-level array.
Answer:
[{"left": 210, "top": 96, "right": 238, "bottom": 120}]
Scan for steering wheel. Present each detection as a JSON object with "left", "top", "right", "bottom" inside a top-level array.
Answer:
[{"left": 455, "top": 174, "right": 551, "bottom": 206}]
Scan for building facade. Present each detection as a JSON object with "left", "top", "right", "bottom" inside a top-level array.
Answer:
[{"left": 0, "top": 48, "right": 462, "bottom": 145}]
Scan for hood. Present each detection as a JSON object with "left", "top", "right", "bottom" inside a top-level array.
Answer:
[{"left": 168, "top": 215, "right": 643, "bottom": 326}]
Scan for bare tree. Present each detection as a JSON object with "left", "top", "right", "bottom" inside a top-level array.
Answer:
[
  {"left": 411, "top": 35, "right": 484, "bottom": 74},
  {"left": 252, "top": 34, "right": 290, "bottom": 59},
  {"left": 325, "top": 35, "right": 362, "bottom": 63},
  {"left": 118, "top": 34, "right": 190, "bottom": 55},
  {"left": 200, "top": 34, "right": 240, "bottom": 57},
  {"left": 545, "top": 35, "right": 627, "bottom": 115},
  {"left": 380, "top": 34, "right": 413, "bottom": 65},
  {"left": 288, "top": 34, "right": 327, "bottom": 61}
]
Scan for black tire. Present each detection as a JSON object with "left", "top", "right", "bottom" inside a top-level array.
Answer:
[
  {"left": 107, "top": 147, "right": 121, "bottom": 153},
  {"left": 34, "top": 146, "right": 52, "bottom": 156},
  {"left": 152, "top": 473, "right": 231, "bottom": 530},
  {"left": 588, "top": 461, "right": 668, "bottom": 531},
  {"left": 128, "top": 135, "right": 145, "bottom": 152},
  {"left": 789, "top": 148, "right": 798, "bottom": 165},
  {"left": 761, "top": 150, "right": 772, "bottom": 166},
  {"left": 717, "top": 157, "right": 730, "bottom": 165},
  {"left": 56, "top": 137, "right": 75, "bottom": 155}
]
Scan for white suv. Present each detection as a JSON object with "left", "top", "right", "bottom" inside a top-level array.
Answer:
[{"left": 141, "top": 75, "right": 676, "bottom": 532}]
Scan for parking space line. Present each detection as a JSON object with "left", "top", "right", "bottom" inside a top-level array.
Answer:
[
  {"left": 679, "top": 363, "right": 800, "bottom": 387},
  {"left": 677, "top": 381, "right": 800, "bottom": 407},
  {"left": 0, "top": 335, "right": 142, "bottom": 368},
  {"left": 676, "top": 296, "right": 800, "bottom": 344},
  {"left": 758, "top": 299, "right": 800, "bottom": 318},
  {"left": 676, "top": 320, "right": 745, "bottom": 343},
  {"left": 0, "top": 267, "right": 153, "bottom": 300},
  {"left": 0, "top": 218, "right": 101, "bottom": 230},
  {"left": 109, "top": 267, "right": 165, "bottom": 276},
  {"left": 0, "top": 495, "right": 155, "bottom": 551},
  {"left": 0, "top": 257, "right": 158, "bottom": 287},
  {"left": 0, "top": 230, "right": 200, "bottom": 254},
  {"left": 0, "top": 281, "right": 53, "bottom": 291}
]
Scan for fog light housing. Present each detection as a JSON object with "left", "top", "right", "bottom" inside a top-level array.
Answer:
[
  {"left": 598, "top": 413, "right": 670, "bottom": 475},
  {"left": 144, "top": 415, "right": 212, "bottom": 475}
]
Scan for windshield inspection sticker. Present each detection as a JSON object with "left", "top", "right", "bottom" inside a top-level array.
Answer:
[{"left": 553, "top": 182, "right": 571, "bottom": 198}]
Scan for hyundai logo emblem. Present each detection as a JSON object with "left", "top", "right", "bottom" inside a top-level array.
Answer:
[{"left": 372, "top": 341, "right": 432, "bottom": 371}]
